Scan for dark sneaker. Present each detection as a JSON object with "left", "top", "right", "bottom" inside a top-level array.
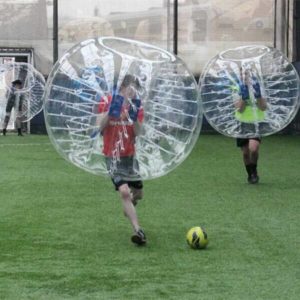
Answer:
[
  {"left": 248, "top": 173, "right": 259, "bottom": 184},
  {"left": 131, "top": 229, "right": 146, "bottom": 245},
  {"left": 3, "top": 129, "right": 6, "bottom": 136},
  {"left": 17, "top": 129, "right": 23, "bottom": 136}
]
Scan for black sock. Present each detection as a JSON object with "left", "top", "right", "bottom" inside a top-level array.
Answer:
[
  {"left": 245, "top": 165, "right": 252, "bottom": 177},
  {"left": 251, "top": 164, "right": 257, "bottom": 175}
]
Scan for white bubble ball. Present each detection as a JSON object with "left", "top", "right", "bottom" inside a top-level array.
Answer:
[
  {"left": 0, "top": 62, "right": 45, "bottom": 123},
  {"left": 44, "top": 37, "right": 202, "bottom": 180},
  {"left": 199, "top": 45, "right": 300, "bottom": 138}
]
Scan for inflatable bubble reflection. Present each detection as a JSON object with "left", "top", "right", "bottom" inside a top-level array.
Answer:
[
  {"left": 199, "top": 45, "right": 300, "bottom": 138},
  {"left": 44, "top": 37, "right": 202, "bottom": 180},
  {"left": 0, "top": 62, "right": 45, "bottom": 124}
]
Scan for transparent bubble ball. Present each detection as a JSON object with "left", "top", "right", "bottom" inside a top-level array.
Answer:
[
  {"left": 44, "top": 37, "right": 202, "bottom": 180},
  {"left": 0, "top": 62, "right": 45, "bottom": 124},
  {"left": 199, "top": 45, "right": 300, "bottom": 138}
]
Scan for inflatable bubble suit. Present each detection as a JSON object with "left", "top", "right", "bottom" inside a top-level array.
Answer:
[
  {"left": 199, "top": 45, "right": 300, "bottom": 138},
  {"left": 0, "top": 62, "right": 45, "bottom": 125},
  {"left": 44, "top": 37, "right": 202, "bottom": 180}
]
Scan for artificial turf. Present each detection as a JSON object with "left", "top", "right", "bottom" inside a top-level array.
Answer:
[{"left": 0, "top": 134, "right": 299, "bottom": 299}]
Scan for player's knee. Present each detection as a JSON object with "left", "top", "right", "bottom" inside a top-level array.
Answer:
[
  {"left": 249, "top": 144, "right": 259, "bottom": 153},
  {"left": 248, "top": 140, "right": 260, "bottom": 153},
  {"left": 119, "top": 185, "right": 132, "bottom": 201}
]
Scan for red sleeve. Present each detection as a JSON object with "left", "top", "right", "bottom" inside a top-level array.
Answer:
[
  {"left": 98, "top": 95, "right": 112, "bottom": 113},
  {"left": 137, "top": 107, "right": 144, "bottom": 122}
]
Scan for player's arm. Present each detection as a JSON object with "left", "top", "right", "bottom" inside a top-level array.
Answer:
[
  {"left": 98, "top": 111, "right": 109, "bottom": 132},
  {"left": 129, "top": 98, "right": 143, "bottom": 135},
  {"left": 97, "top": 94, "right": 124, "bottom": 132},
  {"left": 234, "top": 98, "right": 246, "bottom": 112},
  {"left": 234, "top": 83, "right": 248, "bottom": 112},
  {"left": 90, "top": 95, "right": 109, "bottom": 138},
  {"left": 256, "top": 97, "right": 267, "bottom": 111},
  {"left": 133, "top": 119, "right": 142, "bottom": 136},
  {"left": 89, "top": 109, "right": 109, "bottom": 139},
  {"left": 252, "top": 81, "right": 267, "bottom": 111},
  {"left": 90, "top": 95, "right": 110, "bottom": 138}
]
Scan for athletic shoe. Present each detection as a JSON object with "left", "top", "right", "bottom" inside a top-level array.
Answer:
[
  {"left": 248, "top": 173, "right": 259, "bottom": 184},
  {"left": 17, "top": 129, "right": 23, "bottom": 136},
  {"left": 131, "top": 229, "right": 146, "bottom": 245}
]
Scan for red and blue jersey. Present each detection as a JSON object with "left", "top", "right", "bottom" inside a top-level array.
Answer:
[{"left": 98, "top": 94, "right": 144, "bottom": 157}]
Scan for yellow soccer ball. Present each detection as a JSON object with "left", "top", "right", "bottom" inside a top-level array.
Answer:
[{"left": 186, "top": 226, "right": 208, "bottom": 249}]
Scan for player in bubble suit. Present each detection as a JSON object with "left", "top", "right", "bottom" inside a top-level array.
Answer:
[
  {"left": 97, "top": 74, "right": 146, "bottom": 245},
  {"left": 2, "top": 79, "right": 24, "bottom": 136},
  {"left": 234, "top": 67, "right": 267, "bottom": 184}
]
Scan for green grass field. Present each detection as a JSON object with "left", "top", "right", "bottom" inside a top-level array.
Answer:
[{"left": 0, "top": 134, "right": 299, "bottom": 299}]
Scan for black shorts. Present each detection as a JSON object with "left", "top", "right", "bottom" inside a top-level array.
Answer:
[
  {"left": 236, "top": 138, "right": 261, "bottom": 148},
  {"left": 105, "top": 156, "right": 143, "bottom": 191},
  {"left": 111, "top": 178, "right": 143, "bottom": 191}
]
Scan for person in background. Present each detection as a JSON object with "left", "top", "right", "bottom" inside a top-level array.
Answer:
[
  {"left": 234, "top": 68, "right": 267, "bottom": 184},
  {"left": 2, "top": 79, "right": 24, "bottom": 136}
]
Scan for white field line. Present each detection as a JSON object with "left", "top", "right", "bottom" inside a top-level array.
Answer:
[{"left": 0, "top": 143, "right": 52, "bottom": 147}]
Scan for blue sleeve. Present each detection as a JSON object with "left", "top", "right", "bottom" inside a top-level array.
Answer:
[
  {"left": 252, "top": 78, "right": 262, "bottom": 99},
  {"left": 239, "top": 84, "right": 249, "bottom": 101},
  {"left": 108, "top": 94, "right": 124, "bottom": 118},
  {"left": 128, "top": 99, "right": 141, "bottom": 122}
]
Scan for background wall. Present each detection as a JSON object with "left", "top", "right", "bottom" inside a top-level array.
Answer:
[{"left": 0, "top": 0, "right": 298, "bottom": 134}]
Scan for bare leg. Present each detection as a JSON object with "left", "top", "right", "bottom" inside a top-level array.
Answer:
[
  {"left": 118, "top": 184, "right": 140, "bottom": 232},
  {"left": 118, "top": 184, "right": 146, "bottom": 245},
  {"left": 244, "top": 139, "right": 260, "bottom": 183},
  {"left": 248, "top": 139, "right": 260, "bottom": 165}
]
